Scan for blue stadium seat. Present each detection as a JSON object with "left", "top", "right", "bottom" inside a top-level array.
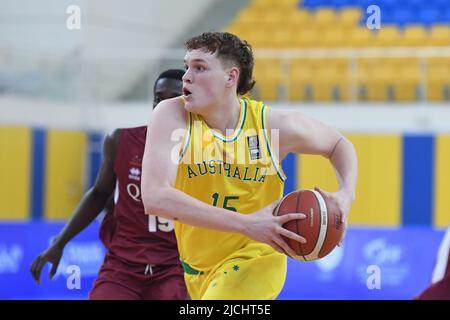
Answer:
[
  {"left": 445, "top": 8, "right": 450, "bottom": 22},
  {"left": 380, "top": 10, "right": 394, "bottom": 25},
  {"left": 360, "top": 0, "right": 397, "bottom": 12},
  {"left": 432, "top": 0, "right": 450, "bottom": 11},
  {"left": 300, "top": 0, "right": 450, "bottom": 26},
  {"left": 419, "top": 9, "right": 441, "bottom": 27},
  {"left": 406, "top": 0, "right": 426, "bottom": 9},
  {"left": 330, "top": 0, "right": 359, "bottom": 8},
  {"left": 392, "top": 9, "right": 414, "bottom": 27}
]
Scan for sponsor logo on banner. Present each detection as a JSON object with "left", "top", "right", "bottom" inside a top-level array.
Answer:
[
  {"left": 0, "top": 244, "right": 23, "bottom": 274},
  {"left": 51, "top": 240, "right": 105, "bottom": 279},
  {"left": 358, "top": 238, "right": 409, "bottom": 286},
  {"left": 315, "top": 246, "right": 344, "bottom": 281}
]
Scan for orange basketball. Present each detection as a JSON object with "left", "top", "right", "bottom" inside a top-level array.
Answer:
[{"left": 274, "top": 189, "right": 344, "bottom": 261}]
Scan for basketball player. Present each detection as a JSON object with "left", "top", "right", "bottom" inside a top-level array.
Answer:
[
  {"left": 141, "top": 32, "right": 358, "bottom": 300},
  {"left": 416, "top": 225, "right": 450, "bottom": 300},
  {"left": 30, "top": 69, "right": 187, "bottom": 300}
]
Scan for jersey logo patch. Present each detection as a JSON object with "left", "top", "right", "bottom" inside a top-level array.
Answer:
[
  {"left": 247, "top": 135, "right": 261, "bottom": 160},
  {"left": 128, "top": 167, "right": 141, "bottom": 181}
]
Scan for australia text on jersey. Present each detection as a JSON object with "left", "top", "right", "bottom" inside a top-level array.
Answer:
[{"left": 170, "top": 122, "right": 281, "bottom": 167}]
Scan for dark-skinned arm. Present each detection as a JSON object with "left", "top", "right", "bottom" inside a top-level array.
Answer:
[{"left": 30, "top": 129, "right": 120, "bottom": 284}]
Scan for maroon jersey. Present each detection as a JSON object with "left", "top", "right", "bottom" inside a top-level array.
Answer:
[
  {"left": 104, "top": 126, "right": 180, "bottom": 265},
  {"left": 417, "top": 227, "right": 450, "bottom": 300}
]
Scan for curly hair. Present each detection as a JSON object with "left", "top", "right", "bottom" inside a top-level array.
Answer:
[{"left": 185, "top": 32, "right": 255, "bottom": 96}]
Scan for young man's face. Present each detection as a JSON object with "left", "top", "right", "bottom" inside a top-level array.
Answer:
[
  {"left": 182, "top": 49, "right": 231, "bottom": 113},
  {"left": 153, "top": 77, "right": 183, "bottom": 108}
]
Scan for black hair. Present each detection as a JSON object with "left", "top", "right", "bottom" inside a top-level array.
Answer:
[{"left": 153, "top": 69, "right": 185, "bottom": 92}]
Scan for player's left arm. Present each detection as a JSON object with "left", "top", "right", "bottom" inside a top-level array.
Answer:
[{"left": 269, "top": 109, "right": 358, "bottom": 241}]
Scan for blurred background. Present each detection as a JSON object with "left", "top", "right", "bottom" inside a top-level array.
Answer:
[{"left": 0, "top": 0, "right": 449, "bottom": 299}]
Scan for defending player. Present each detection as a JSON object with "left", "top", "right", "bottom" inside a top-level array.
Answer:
[{"left": 30, "top": 69, "right": 187, "bottom": 300}]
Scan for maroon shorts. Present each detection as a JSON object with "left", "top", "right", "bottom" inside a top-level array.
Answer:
[{"left": 89, "top": 254, "right": 187, "bottom": 300}]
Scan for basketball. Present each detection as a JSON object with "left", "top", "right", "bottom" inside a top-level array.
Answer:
[{"left": 274, "top": 189, "right": 344, "bottom": 261}]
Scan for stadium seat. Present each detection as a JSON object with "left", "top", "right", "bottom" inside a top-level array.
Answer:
[
  {"left": 260, "top": 10, "right": 285, "bottom": 27},
  {"left": 375, "top": 26, "right": 402, "bottom": 47},
  {"left": 271, "top": 29, "right": 295, "bottom": 48},
  {"left": 350, "top": 28, "right": 376, "bottom": 47},
  {"left": 287, "top": 10, "right": 313, "bottom": 29},
  {"left": 427, "top": 58, "right": 450, "bottom": 101},
  {"left": 226, "top": 0, "right": 450, "bottom": 102},
  {"left": 254, "top": 58, "right": 284, "bottom": 101},
  {"left": 363, "top": 58, "right": 397, "bottom": 101},
  {"left": 392, "top": 9, "right": 415, "bottom": 27},
  {"left": 419, "top": 9, "right": 441, "bottom": 27},
  {"left": 402, "top": 26, "right": 429, "bottom": 47},
  {"left": 313, "top": 59, "right": 350, "bottom": 101},
  {"left": 313, "top": 8, "right": 339, "bottom": 28},
  {"left": 323, "top": 29, "right": 349, "bottom": 47},
  {"left": 289, "top": 59, "right": 317, "bottom": 101},
  {"left": 430, "top": 25, "right": 450, "bottom": 46},
  {"left": 338, "top": 8, "right": 362, "bottom": 29},
  {"left": 293, "top": 28, "right": 322, "bottom": 47},
  {"left": 391, "top": 58, "right": 423, "bottom": 101}
]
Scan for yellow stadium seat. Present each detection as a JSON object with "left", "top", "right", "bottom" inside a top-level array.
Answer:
[
  {"left": 254, "top": 81, "right": 280, "bottom": 101},
  {"left": 375, "top": 27, "right": 402, "bottom": 47},
  {"left": 401, "top": 25, "right": 428, "bottom": 47},
  {"left": 288, "top": 10, "right": 313, "bottom": 28},
  {"left": 338, "top": 8, "right": 362, "bottom": 29},
  {"left": 313, "top": 59, "right": 350, "bottom": 101},
  {"left": 233, "top": 7, "right": 260, "bottom": 27},
  {"left": 354, "top": 59, "right": 373, "bottom": 101},
  {"left": 390, "top": 58, "right": 423, "bottom": 101},
  {"left": 313, "top": 8, "right": 338, "bottom": 28},
  {"left": 289, "top": 59, "right": 350, "bottom": 101},
  {"left": 427, "top": 58, "right": 450, "bottom": 101},
  {"left": 349, "top": 28, "right": 376, "bottom": 47},
  {"left": 252, "top": 0, "right": 279, "bottom": 11},
  {"left": 323, "top": 29, "right": 349, "bottom": 47},
  {"left": 364, "top": 58, "right": 397, "bottom": 101},
  {"left": 226, "top": 24, "right": 252, "bottom": 39},
  {"left": 245, "top": 29, "right": 272, "bottom": 48},
  {"left": 259, "top": 9, "right": 285, "bottom": 27},
  {"left": 254, "top": 58, "right": 284, "bottom": 101},
  {"left": 430, "top": 25, "right": 450, "bottom": 46},
  {"left": 271, "top": 29, "right": 295, "bottom": 48},
  {"left": 277, "top": 0, "right": 299, "bottom": 8},
  {"left": 289, "top": 59, "right": 316, "bottom": 101},
  {"left": 293, "top": 28, "right": 322, "bottom": 48}
]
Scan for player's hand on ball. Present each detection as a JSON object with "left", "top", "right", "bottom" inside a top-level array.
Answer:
[
  {"left": 242, "top": 200, "right": 306, "bottom": 257},
  {"left": 314, "top": 187, "right": 353, "bottom": 246}
]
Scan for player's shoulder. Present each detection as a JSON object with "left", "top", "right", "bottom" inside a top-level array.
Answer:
[
  {"left": 103, "top": 128, "right": 122, "bottom": 163},
  {"left": 104, "top": 128, "right": 121, "bottom": 145},
  {"left": 152, "top": 96, "right": 187, "bottom": 126},
  {"left": 154, "top": 96, "right": 186, "bottom": 115}
]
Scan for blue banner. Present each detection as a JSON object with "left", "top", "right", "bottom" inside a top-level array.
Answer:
[
  {"left": 0, "top": 223, "right": 445, "bottom": 299},
  {"left": 0, "top": 222, "right": 105, "bottom": 299},
  {"left": 279, "top": 227, "right": 445, "bottom": 300}
]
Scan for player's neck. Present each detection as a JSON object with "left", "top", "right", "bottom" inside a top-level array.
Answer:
[{"left": 203, "top": 95, "right": 241, "bottom": 136}]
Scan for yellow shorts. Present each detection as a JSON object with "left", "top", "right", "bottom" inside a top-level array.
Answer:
[{"left": 183, "top": 243, "right": 287, "bottom": 300}]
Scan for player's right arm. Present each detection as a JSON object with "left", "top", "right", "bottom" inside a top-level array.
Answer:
[
  {"left": 30, "top": 130, "right": 119, "bottom": 284},
  {"left": 141, "top": 98, "right": 305, "bottom": 256}
]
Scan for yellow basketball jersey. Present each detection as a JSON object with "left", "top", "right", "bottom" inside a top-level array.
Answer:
[{"left": 175, "top": 97, "right": 286, "bottom": 270}]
